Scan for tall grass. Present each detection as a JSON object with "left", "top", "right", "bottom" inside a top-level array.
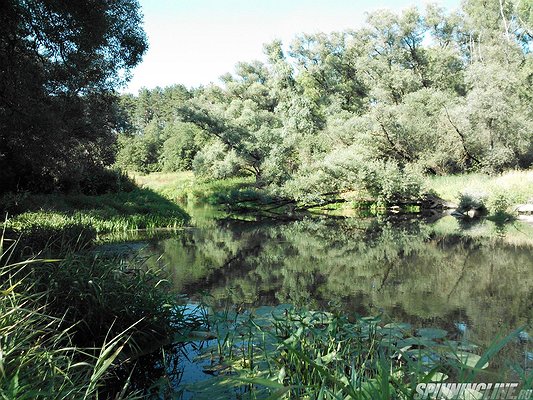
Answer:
[
  {"left": 0, "top": 235, "right": 196, "bottom": 398},
  {"left": 0, "top": 237, "right": 134, "bottom": 398},
  {"left": 425, "top": 170, "right": 533, "bottom": 215},
  {"left": 1, "top": 188, "right": 190, "bottom": 249},
  {"left": 132, "top": 171, "right": 256, "bottom": 206}
]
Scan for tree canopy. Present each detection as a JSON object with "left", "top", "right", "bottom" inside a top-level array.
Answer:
[
  {"left": 116, "top": 1, "right": 532, "bottom": 202},
  {"left": 0, "top": 0, "right": 147, "bottom": 193}
]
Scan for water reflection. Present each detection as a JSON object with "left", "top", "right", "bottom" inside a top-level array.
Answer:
[{"left": 139, "top": 215, "right": 532, "bottom": 371}]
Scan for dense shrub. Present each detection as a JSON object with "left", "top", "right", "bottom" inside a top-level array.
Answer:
[{"left": 79, "top": 168, "right": 137, "bottom": 195}]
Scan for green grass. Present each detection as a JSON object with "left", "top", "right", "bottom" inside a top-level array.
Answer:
[
  {"left": 1, "top": 188, "right": 189, "bottom": 250},
  {"left": 133, "top": 171, "right": 256, "bottom": 205},
  {"left": 0, "top": 235, "right": 199, "bottom": 398},
  {"left": 425, "top": 170, "right": 533, "bottom": 214}
]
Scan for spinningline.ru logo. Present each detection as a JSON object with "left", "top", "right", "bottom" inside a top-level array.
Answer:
[{"left": 414, "top": 382, "right": 532, "bottom": 399}]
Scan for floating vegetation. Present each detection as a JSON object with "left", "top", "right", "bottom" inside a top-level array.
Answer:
[{"left": 176, "top": 304, "right": 531, "bottom": 399}]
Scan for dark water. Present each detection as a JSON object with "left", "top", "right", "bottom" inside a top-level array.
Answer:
[
  {"left": 116, "top": 212, "right": 533, "bottom": 393},
  {"left": 136, "top": 213, "right": 533, "bottom": 349}
]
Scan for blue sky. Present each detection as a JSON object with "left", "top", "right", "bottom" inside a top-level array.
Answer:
[{"left": 124, "top": 0, "right": 460, "bottom": 93}]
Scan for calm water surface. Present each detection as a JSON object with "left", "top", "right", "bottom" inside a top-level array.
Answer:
[
  {"left": 136, "top": 211, "right": 533, "bottom": 347},
  {"left": 115, "top": 210, "right": 533, "bottom": 393}
]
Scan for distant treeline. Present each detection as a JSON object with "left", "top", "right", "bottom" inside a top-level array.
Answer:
[
  {"left": 2, "top": 1, "right": 532, "bottom": 202},
  {"left": 116, "top": 0, "right": 532, "bottom": 202}
]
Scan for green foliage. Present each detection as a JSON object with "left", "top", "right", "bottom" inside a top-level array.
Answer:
[
  {"left": 0, "top": 188, "right": 190, "bottom": 251},
  {"left": 2, "top": 213, "right": 96, "bottom": 254},
  {"left": 180, "top": 305, "right": 530, "bottom": 399},
  {"left": 282, "top": 149, "right": 423, "bottom": 204},
  {"left": 486, "top": 189, "right": 513, "bottom": 216},
  {"left": 114, "top": 2, "right": 532, "bottom": 204},
  {"left": 425, "top": 170, "right": 533, "bottom": 216},
  {"left": 458, "top": 190, "right": 488, "bottom": 211},
  {"left": 0, "top": 235, "right": 191, "bottom": 398},
  {"left": 0, "top": 0, "right": 147, "bottom": 194}
]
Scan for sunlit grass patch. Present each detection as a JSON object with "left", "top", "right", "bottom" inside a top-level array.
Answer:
[
  {"left": 425, "top": 170, "right": 533, "bottom": 217},
  {"left": 132, "top": 171, "right": 256, "bottom": 206},
  {"left": 1, "top": 188, "right": 190, "bottom": 250},
  {"left": 425, "top": 170, "right": 533, "bottom": 204}
]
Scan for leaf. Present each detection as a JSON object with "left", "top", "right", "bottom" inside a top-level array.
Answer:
[
  {"left": 416, "top": 328, "right": 448, "bottom": 340},
  {"left": 234, "top": 376, "right": 285, "bottom": 389},
  {"left": 383, "top": 322, "right": 412, "bottom": 331},
  {"left": 449, "top": 351, "right": 488, "bottom": 369}
]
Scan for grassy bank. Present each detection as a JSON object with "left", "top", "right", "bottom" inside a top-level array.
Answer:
[
  {"left": 425, "top": 170, "right": 533, "bottom": 214},
  {"left": 132, "top": 170, "right": 533, "bottom": 219},
  {"left": 1, "top": 188, "right": 189, "bottom": 250}
]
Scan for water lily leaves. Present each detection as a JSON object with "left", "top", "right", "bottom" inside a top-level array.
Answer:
[
  {"left": 416, "top": 328, "right": 448, "bottom": 340},
  {"left": 253, "top": 305, "right": 274, "bottom": 318},
  {"left": 271, "top": 304, "right": 293, "bottom": 319},
  {"left": 380, "top": 323, "right": 408, "bottom": 339},
  {"left": 395, "top": 337, "right": 436, "bottom": 348},
  {"left": 405, "top": 349, "right": 441, "bottom": 365},
  {"left": 302, "top": 311, "right": 333, "bottom": 326},
  {"left": 447, "top": 351, "right": 488, "bottom": 369},
  {"left": 383, "top": 322, "right": 412, "bottom": 332}
]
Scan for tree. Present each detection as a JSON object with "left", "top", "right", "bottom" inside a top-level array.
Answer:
[{"left": 0, "top": 0, "right": 147, "bottom": 193}]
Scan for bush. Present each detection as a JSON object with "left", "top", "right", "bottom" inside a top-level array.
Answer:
[
  {"left": 486, "top": 189, "right": 512, "bottom": 216},
  {"left": 80, "top": 168, "right": 137, "bottom": 195},
  {"left": 283, "top": 148, "right": 423, "bottom": 204},
  {"left": 192, "top": 141, "right": 244, "bottom": 179},
  {"left": 458, "top": 190, "right": 488, "bottom": 211},
  {"left": 361, "top": 161, "right": 423, "bottom": 203}
]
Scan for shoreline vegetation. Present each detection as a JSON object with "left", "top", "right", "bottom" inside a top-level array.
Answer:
[
  {"left": 134, "top": 169, "right": 533, "bottom": 220},
  {"left": 1, "top": 168, "right": 532, "bottom": 248},
  {"left": 1, "top": 169, "right": 531, "bottom": 398},
  {"left": 2, "top": 0, "right": 532, "bottom": 397}
]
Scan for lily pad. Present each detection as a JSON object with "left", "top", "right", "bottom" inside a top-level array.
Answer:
[
  {"left": 383, "top": 322, "right": 412, "bottom": 332},
  {"left": 395, "top": 337, "right": 436, "bottom": 348},
  {"left": 448, "top": 351, "right": 488, "bottom": 369},
  {"left": 416, "top": 327, "right": 448, "bottom": 340}
]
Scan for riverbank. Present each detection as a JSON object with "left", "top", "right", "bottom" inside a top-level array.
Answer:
[
  {"left": 1, "top": 187, "right": 189, "bottom": 251},
  {"left": 131, "top": 169, "right": 533, "bottom": 220},
  {"left": 426, "top": 170, "right": 533, "bottom": 216},
  {"left": 4, "top": 169, "right": 530, "bottom": 246},
  {"left": 1, "top": 169, "right": 532, "bottom": 398}
]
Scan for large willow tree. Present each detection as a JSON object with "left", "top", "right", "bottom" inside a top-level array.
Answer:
[{"left": 0, "top": 0, "right": 147, "bottom": 193}]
